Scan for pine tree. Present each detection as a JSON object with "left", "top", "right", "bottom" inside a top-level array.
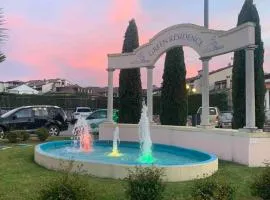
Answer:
[
  {"left": 232, "top": 0, "right": 265, "bottom": 129},
  {"left": 118, "top": 19, "right": 142, "bottom": 124},
  {"left": 0, "top": 9, "right": 6, "bottom": 62},
  {"left": 160, "top": 47, "right": 187, "bottom": 125}
]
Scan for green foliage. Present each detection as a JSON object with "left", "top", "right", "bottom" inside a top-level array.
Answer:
[
  {"left": 38, "top": 162, "right": 96, "bottom": 200},
  {"left": 160, "top": 47, "right": 187, "bottom": 125},
  {"left": 7, "top": 131, "right": 18, "bottom": 143},
  {"left": 191, "top": 177, "right": 236, "bottom": 200},
  {"left": 125, "top": 167, "right": 165, "bottom": 200},
  {"left": 118, "top": 19, "right": 142, "bottom": 124},
  {"left": 39, "top": 175, "right": 96, "bottom": 200},
  {"left": 6, "top": 130, "right": 30, "bottom": 143},
  {"left": 232, "top": 0, "right": 266, "bottom": 129},
  {"left": 36, "top": 128, "right": 49, "bottom": 142},
  {"left": 21, "top": 131, "right": 30, "bottom": 141},
  {"left": 154, "top": 93, "right": 228, "bottom": 116},
  {"left": 251, "top": 167, "right": 270, "bottom": 199}
]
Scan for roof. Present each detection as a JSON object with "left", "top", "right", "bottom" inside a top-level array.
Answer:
[
  {"left": 209, "top": 65, "right": 233, "bottom": 75},
  {"left": 9, "top": 84, "right": 39, "bottom": 93}
]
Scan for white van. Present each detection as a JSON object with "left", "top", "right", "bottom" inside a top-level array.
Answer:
[{"left": 196, "top": 107, "right": 221, "bottom": 127}]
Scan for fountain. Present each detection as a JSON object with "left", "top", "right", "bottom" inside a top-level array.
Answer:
[
  {"left": 108, "top": 126, "right": 122, "bottom": 157},
  {"left": 35, "top": 106, "right": 218, "bottom": 182},
  {"left": 72, "top": 116, "right": 92, "bottom": 152},
  {"left": 138, "top": 102, "right": 155, "bottom": 164}
]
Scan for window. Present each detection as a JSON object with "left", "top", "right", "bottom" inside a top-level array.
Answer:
[
  {"left": 209, "top": 108, "right": 217, "bottom": 115},
  {"left": 197, "top": 107, "right": 217, "bottom": 115},
  {"left": 33, "top": 107, "right": 48, "bottom": 117},
  {"left": 77, "top": 108, "right": 91, "bottom": 112},
  {"left": 15, "top": 108, "right": 32, "bottom": 118},
  {"left": 89, "top": 111, "right": 107, "bottom": 119},
  {"left": 214, "top": 80, "right": 227, "bottom": 90}
]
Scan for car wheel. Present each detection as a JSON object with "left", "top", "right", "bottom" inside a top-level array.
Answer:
[
  {"left": 0, "top": 127, "right": 5, "bottom": 139},
  {"left": 48, "top": 125, "right": 60, "bottom": 136}
]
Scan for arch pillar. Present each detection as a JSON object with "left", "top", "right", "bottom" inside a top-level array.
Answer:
[
  {"left": 244, "top": 45, "right": 257, "bottom": 131},
  {"left": 147, "top": 66, "right": 154, "bottom": 122},
  {"left": 107, "top": 68, "right": 115, "bottom": 122},
  {"left": 200, "top": 57, "right": 211, "bottom": 128}
]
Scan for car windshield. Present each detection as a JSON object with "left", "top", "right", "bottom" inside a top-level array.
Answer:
[
  {"left": 77, "top": 108, "right": 91, "bottom": 112},
  {"left": 1, "top": 108, "right": 20, "bottom": 118},
  {"left": 221, "top": 112, "right": 233, "bottom": 120},
  {"left": 197, "top": 107, "right": 217, "bottom": 115}
]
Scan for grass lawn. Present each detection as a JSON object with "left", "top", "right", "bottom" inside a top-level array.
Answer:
[{"left": 0, "top": 137, "right": 264, "bottom": 200}]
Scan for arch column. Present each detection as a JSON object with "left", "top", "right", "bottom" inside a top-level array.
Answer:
[
  {"left": 147, "top": 66, "right": 154, "bottom": 122},
  {"left": 107, "top": 68, "right": 115, "bottom": 122},
  {"left": 200, "top": 57, "right": 211, "bottom": 127},
  {"left": 244, "top": 45, "right": 257, "bottom": 130}
]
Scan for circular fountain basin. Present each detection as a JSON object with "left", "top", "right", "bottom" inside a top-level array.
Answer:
[{"left": 35, "top": 140, "right": 218, "bottom": 182}]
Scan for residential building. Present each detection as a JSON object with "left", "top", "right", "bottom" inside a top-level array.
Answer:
[
  {"left": 8, "top": 84, "right": 39, "bottom": 94},
  {"left": 26, "top": 78, "right": 73, "bottom": 93}
]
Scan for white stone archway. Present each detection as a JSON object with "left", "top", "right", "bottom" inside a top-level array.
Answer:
[{"left": 107, "top": 22, "right": 257, "bottom": 131}]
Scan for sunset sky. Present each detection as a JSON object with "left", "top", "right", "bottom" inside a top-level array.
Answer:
[{"left": 1, "top": 0, "right": 270, "bottom": 88}]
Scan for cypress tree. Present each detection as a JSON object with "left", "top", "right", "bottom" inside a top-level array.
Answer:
[
  {"left": 160, "top": 47, "right": 187, "bottom": 126},
  {"left": 118, "top": 19, "right": 142, "bottom": 124},
  {"left": 0, "top": 9, "right": 5, "bottom": 62},
  {"left": 232, "top": 0, "right": 265, "bottom": 129}
]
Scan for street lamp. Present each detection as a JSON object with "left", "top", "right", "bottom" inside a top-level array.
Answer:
[{"left": 186, "top": 84, "right": 197, "bottom": 126}]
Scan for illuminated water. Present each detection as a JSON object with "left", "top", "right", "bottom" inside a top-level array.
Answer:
[
  {"left": 138, "top": 102, "right": 155, "bottom": 164},
  {"left": 38, "top": 140, "right": 216, "bottom": 166}
]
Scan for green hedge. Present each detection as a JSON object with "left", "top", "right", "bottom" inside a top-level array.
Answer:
[
  {"left": 0, "top": 93, "right": 112, "bottom": 110},
  {"left": 153, "top": 92, "right": 228, "bottom": 115}
]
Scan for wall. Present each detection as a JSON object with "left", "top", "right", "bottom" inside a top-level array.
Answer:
[
  {"left": 193, "top": 66, "right": 232, "bottom": 93},
  {"left": 100, "top": 122, "right": 270, "bottom": 167}
]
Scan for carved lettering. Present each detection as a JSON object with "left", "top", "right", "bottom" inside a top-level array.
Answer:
[{"left": 148, "top": 32, "right": 204, "bottom": 57}]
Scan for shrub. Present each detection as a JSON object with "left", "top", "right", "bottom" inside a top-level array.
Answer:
[
  {"left": 39, "top": 161, "right": 96, "bottom": 200},
  {"left": 125, "top": 167, "right": 165, "bottom": 200},
  {"left": 20, "top": 131, "right": 30, "bottom": 141},
  {"left": 38, "top": 174, "right": 96, "bottom": 200},
  {"left": 36, "top": 128, "right": 49, "bottom": 142},
  {"left": 7, "top": 131, "right": 18, "bottom": 143},
  {"left": 191, "top": 177, "right": 235, "bottom": 200},
  {"left": 251, "top": 167, "right": 270, "bottom": 200}
]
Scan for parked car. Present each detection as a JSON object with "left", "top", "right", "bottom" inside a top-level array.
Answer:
[
  {"left": 71, "top": 107, "right": 92, "bottom": 124},
  {"left": 196, "top": 107, "right": 221, "bottom": 127},
  {"left": 218, "top": 111, "right": 233, "bottom": 128},
  {"left": 0, "top": 105, "right": 68, "bottom": 138},
  {"left": 85, "top": 109, "right": 118, "bottom": 133}
]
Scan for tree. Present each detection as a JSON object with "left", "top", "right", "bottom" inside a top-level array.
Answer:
[
  {"left": 118, "top": 19, "right": 142, "bottom": 124},
  {"left": 160, "top": 47, "right": 187, "bottom": 125},
  {"left": 232, "top": 0, "right": 265, "bottom": 129},
  {"left": 0, "top": 9, "right": 6, "bottom": 63}
]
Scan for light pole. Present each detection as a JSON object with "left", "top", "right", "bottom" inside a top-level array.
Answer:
[{"left": 186, "top": 84, "right": 197, "bottom": 126}]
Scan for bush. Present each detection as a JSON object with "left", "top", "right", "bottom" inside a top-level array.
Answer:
[
  {"left": 39, "top": 161, "right": 96, "bottom": 200},
  {"left": 191, "top": 177, "right": 235, "bottom": 200},
  {"left": 20, "top": 131, "right": 30, "bottom": 141},
  {"left": 125, "top": 167, "right": 165, "bottom": 200},
  {"left": 36, "top": 128, "right": 49, "bottom": 142},
  {"left": 39, "top": 174, "right": 96, "bottom": 200},
  {"left": 251, "top": 167, "right": 270, "bottom": 200},
  {"left": 7, "top": 131, "right": 18, "bottom": 143}
]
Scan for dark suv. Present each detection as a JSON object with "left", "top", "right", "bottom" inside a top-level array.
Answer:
[{"left": 0, "top": 105, "right": 68, "bottom": 138}]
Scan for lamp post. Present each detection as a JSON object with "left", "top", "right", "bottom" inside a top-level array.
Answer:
[{"left": 186, "top": 84, "right": 197, "bottom": 126}]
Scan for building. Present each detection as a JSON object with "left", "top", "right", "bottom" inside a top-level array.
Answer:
[
  {"left": 26, "top": 78, "right": 73, "bottom": 93},
  {"left": 8, "top": 84, "right": 39, "bottom": 94},
  {"left": 186, "top": 64, "right": 232, "bottom": 93},
  {"left": 0, "top": 80, "right": 25, "bottom": 92}
]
